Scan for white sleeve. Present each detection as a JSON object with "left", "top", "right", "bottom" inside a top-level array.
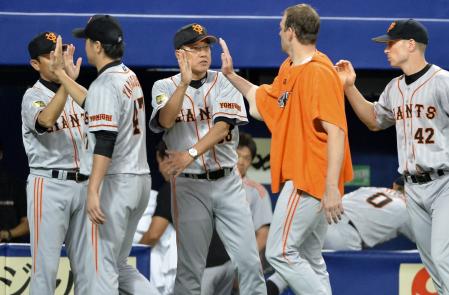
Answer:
[
  {"left": 21, "top": 90, "right": 50, "bottom": 134},
  {"left": 373, "top": 81, "right": 396, "bottom": 129},
  {"left": 211, "top": 73, "right": 248, "bottom": 126},
  {"left": 435, "top": 72, "right": 449, "bottom": 116},
  {"left": 86, "top": 84, "right": 120, "bottom": 133},
  {"left": 149, "top": 79, "right": 172, "bottom": 133}
]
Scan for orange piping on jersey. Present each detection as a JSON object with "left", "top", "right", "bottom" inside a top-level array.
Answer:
[
  {"left": 39, "top": 177, "right": 43, "bottom": 223},
  {"left": 33, "top": 178, "right": 38, "bottom": 273},
  {"left": 212, "top": 112, "right": 248, "bottom": 120},
  {"left": 71, "top": 99, "right": 84, "bottom": 141},
  {"left": 170, "top": 77, "right": 208, "bottom": 172},
  {"left": 202, "top": 73, "right": 222, "bottom": 170},
  {"left": 243, "top": 178, "right": 267, "bottom": 198},
  {"left": 397, "top": 78, "right": 408, "bottom": 172},
  {"left": 282, "top": 190, "right": 301, "bottom": 264},
  {"left": 409, "top": 69, "right": 442, "bottom": 161},
  {"left": 282, "top": 188, "right": 297, "bottom": 242},
  {"left": 171, "top": 178, "right": 180, "bottom": 245},
  {"left": 90, "top": 124, "right": 119, "bottom": 128},
  {"left": 62, "top": 110, "right": 80, "bottom": 169}
]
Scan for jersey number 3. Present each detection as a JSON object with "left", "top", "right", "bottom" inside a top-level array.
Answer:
[{"left": 133, "top": 97, "right": 144, "bottom": 135}]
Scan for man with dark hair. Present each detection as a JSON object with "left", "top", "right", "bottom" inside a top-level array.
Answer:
[
  {"left": 57, "top": 14, "right": 155, "bottom": 294},
  {"left": 22, "top": 31, "right": 91, "bottom": 294},
  {"left": 150, "top": 23, "right": 266, "bottom": 294},
  {"left": 220, "top": 3, "right": 353, "bottom": 294},
  {"left": 336, "top": 18, "right": 449, "bottom": 294}
]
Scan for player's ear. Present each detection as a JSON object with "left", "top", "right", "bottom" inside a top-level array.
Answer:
[{"left": 30, "top": 59, "right": 40, "bottom": 72}]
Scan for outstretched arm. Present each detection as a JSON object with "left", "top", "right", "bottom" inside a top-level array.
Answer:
[
  {"left": 335, "top": 60, "right": 379, "bottom": 131},
  {"left": 219, "top": 38, "right": 262, "bottom": 120}
]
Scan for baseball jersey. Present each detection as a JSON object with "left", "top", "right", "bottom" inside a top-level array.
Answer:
[
  {"left": 255, "top": 52, "right": 353, "bottom": 194},
  {"left": 374, "top": 65, "right": 449, "bottom": 174},
  {"left": 22, "top": 80, "right": 87, "bottom": 170},
  {"left": 80, "top": 63, "right": 150, "bottom": 175},
  {"left": 342, "top": 187, "right": 414, "bottom": 247},
  {"left": 243, "top": 177, "right": 273, "bottom": 230},
  {"left": 150, "top": 70, "right": 248, "bottom": 174}
]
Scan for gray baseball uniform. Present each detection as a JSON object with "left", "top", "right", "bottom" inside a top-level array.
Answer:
[
  {"left": 21, "top": 80, "right": 92, "bottom": 294},
  {"left": 200, "top": 177, "right": 273, "bottom": 295},
  {"left": 150, "top": 70, "right": 266, "bottom": 295},
  {"left": 374, "top": 64, "right": 449, "bottom": 294},
  {"left": 323, "top": 187, "right": 414, "bottom": 250},
  {"left": 82, "top": 62, "right": 153, "bottom": 295}
]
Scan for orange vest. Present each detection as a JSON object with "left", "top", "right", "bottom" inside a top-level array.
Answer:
[{"left": 255, "top": 52, "right": 353, "bottom": 197}]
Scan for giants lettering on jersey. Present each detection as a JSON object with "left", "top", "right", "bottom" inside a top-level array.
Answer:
[
  {"left": 393, "top": 104, "right": 436, "bottom": 120},
  {"left": 175, "top": 107, "right": 211, "bottom": 123},
  {"left": 48, "top": 112, "right": 88, "bottom": 133},
  {"left": 122, "top": 75, "right": 141, "bottom": 99}
]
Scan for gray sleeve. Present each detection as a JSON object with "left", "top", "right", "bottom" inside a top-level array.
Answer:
[
  {"left": 87, "top": 83, "right": 120, "bottom": 133},
  {"left": 251, "top": 186, "right": 273, "bottom": 231},
  {"left": 211, "top": 73, "right": 248, "bottom": 126},
  {"left": 149, "top": 79, "right": 172, "bottom": 133},
  {"left": 21, "top": 89, "right": 49, "bottom": 134},
  {"left": 373, "top": 81, "right": 396, "bottom": 129},
  {"left": 434, "top": 71, "right": 449, "bottom": 116}
]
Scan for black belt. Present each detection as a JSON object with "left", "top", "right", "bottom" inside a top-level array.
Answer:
[
  {"left": 180, "top": 167, "right": 233, "bottom": 181},
  {"left": 404, "top": 169, "right": 447, "bottom": 184},
  {"left": 51, "top": 170, "right": 89, "bottom": 182}
]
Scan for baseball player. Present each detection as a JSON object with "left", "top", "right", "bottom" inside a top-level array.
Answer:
[
  {"left": 21, "top": 31, "right": 91, "bottom": 294},
  {"left": 201, "top": 132, "right": 273, "bottom": 295},
  {"left": 336, "top": 19, "right": 449, "bottom": 294},
  {"left": 71, "top": 15, "right": 155, "bottom": 294},
  {"left": 149, "top": 23, "right": 266, "bottom": 295},
  {"left": 220, "top": 4, "right": 353, "bottom": 295}
]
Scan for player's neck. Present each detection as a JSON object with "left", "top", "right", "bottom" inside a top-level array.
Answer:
[
  {"left": 95, "top": 57, "right": 120, "bottom": 73},
  {"left": 401, "top": 56, "right": 428, "bottom": 76},
  {"left": 290, "top": 43, "right": 316, "bottom": 66}
]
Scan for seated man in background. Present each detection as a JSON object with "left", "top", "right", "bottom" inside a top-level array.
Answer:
[
  {"left": 0, "top": 142, "right": 29, "bottom": 243},
  {"left": 266, "top": 177, "right": 415, "bottom": 295},
  {"left": 133, "top": 141, "right": 177, "bottom": 295}
]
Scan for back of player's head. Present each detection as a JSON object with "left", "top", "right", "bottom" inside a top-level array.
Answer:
[
  {"left": 155, "top": 140, "right": 168, "bottom": 160},
  {"left": 173, "top": 23, "right": 218, "bottom": 49},
  {"left": 238, "top": 132, "right": 257, "bottom": 160},
  {"left": 73, "top": 15, "right": 125, "bottom": 59},
  {"left": 283, "top": 4, "right": 320, "bottom": 45}
]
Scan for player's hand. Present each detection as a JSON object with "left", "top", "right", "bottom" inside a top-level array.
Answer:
[
  {"left": 49, "top": 35, "right": 65, "bottom": 76},
  {"left": 165, "top": 150, "right": 195, "bottom": 177},
  {"left": 219, "top": 38, "right": 235, "bottom": 77},
  {"left": 320, "top": 184, "right": 343, "bottom": 224},
  {"left": 87, "top": 190, "right": 106, "bottom": 225},
  {"left": 63, "top": 44, "right": 82, "bottom": 80},
  {"left": 335, "top": 60, "right": 356, "bottom": 89},
  {"left": 176, "top": 49, "right": 192, "bottom": 86}
]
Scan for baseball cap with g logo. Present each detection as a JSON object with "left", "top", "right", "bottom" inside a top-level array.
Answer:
[
  {"left": 173, "top": 23, "right": 218, "bottom": 49},
  {"left": 72, "top": 15, "right": 123, "bottom": 45},
  {"left": 372, "top": 19, "right": 428, "bottom": 44},
  {"left": 28, "top": 32, "right": 59, "bottom": 59}
]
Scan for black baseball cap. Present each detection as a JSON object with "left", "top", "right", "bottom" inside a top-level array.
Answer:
[
  {"left": 72, "top": 15, "right": 123, "bottom": 45},
  {"left": 173, "top": 23, "right": 217, "bottom": 49},
  {"left": 372, "top": 19, "right": 428, "bottom": 45},
  {"left": 28, "top": 31, "right": 58, "bottom": 59}
]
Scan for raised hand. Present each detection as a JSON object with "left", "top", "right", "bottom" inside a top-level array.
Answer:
[
  {"left": 219, "top": 38, "right": 235, "bottom": 76},
  {"left": 49, "top": 35, "right": 65, "bottom": 75},
  {"left": 63, "top": 44, "right": 82, "bottom": 80},
  {"left": 335, "top": 60, "right": 356, "bottom": 89},
  {"left": 176, "top": 49, "right": 192, "bottom": 86}
]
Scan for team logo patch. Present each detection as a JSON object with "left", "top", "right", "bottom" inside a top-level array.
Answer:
[
  {"left": 32, "top": 100, "right": 46, "bottom": 108},
  {"left": 156, "top": 93, "right": 168, "bottom": 105},
  {"left": 278, "top": 92, "right": 289, "bottom": 108}
]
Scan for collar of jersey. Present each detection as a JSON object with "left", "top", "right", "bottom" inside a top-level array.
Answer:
[
  {"left": 98, "top": 60, "right": 122, "bottom": 76},
  {"left": 39, "top": 78, "right": 60, "bottom": 93}
]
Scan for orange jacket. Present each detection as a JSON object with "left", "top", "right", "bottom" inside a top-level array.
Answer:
[{"left": 255, "top": 51, "right": 353, "bottom": 197}]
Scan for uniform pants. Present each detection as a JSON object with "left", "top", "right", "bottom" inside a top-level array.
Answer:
[
  {"left": 266, "top": 188, "right": 330, "bottom": 295},
  {"left": 27, "top": 174, "right": 93, "bottom": 295},
  {"left": 405, "top": 174, "right": 449, "bottom": 295},
  {"left": 201, "top": 260, "right": 235, "bottom": 295},
  {"left": 322, "top": 214, "right": 362, "bottom": 251},
  {"left": 91, "top": 174, "right": 157, "bottom": 295},
  {"left": 171, "top": 170, "right": 266, "bottom": 295}
]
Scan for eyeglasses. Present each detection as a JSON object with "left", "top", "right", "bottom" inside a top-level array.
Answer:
[{"left": 182, "top": 44, "right": 211, "bottom": 53}]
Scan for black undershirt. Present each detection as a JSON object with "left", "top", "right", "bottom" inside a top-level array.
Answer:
[
  {"left": 97, "top": 60, "right": 122, "bottom": 76},
  {"left": 39, "top": 78, "right": 60, "bottom": 93},
  {"left": 404, "top": 64, "right": 432, "bottom": 85}
]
